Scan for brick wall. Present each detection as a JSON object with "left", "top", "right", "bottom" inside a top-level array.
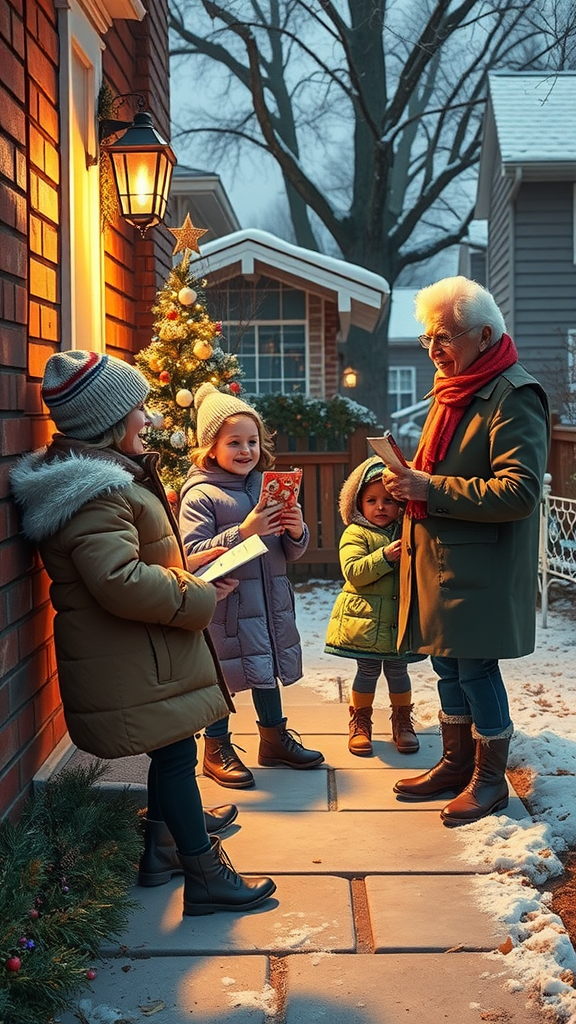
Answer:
[
  {"left": 0, "top": 0, "right": 174, "bottom": 820},
  {"left": 324, "top": 300, "right": 339, "bottom": 397},
  {"left": 0, "top": 0, "right": 65, "bottom": 821}
]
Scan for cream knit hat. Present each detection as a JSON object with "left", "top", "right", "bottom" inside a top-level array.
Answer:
[
  {"left": 194, "top": 382, "right": 262, "bottom": 446},
  {"left": 41, "top": 350, "right": 149, "bottom": 440}
]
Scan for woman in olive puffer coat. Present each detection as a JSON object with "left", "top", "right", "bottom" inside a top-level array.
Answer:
[{"left": 11, "top": 350, "right": 275, "bottom": 917}]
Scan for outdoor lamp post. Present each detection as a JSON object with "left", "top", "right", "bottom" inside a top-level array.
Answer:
[{"left": 100, "top": 111, "right": 176, "bottom": 236}]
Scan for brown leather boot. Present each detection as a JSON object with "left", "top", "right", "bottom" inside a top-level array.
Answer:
[
  {"left": 390, "top": 704, "right": 420, "bottom": 754},
  {"left": 393, "top": 713, "right": 475, "bottom": 800},
  {"left": 179, "top": 837, "right": 276, "bottom": 916},
  {"left": 257, "top": 719, "right": 324, "bottom": 768},
  {"left": 203, "top": 734, "right": 255, "bottom": 789},
  {"left": 440, "top": 730, "right": 511, "bottom": 827},
  {"left": 348, "top": 705, "right": 373, "bottom": 756}
]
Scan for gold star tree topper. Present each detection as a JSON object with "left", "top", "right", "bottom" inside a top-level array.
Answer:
[{"left": 169, "top": 213, "right": 208, "bottom": 255}]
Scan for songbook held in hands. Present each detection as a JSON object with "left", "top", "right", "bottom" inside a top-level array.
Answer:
[
  {"left": 367, "top": 431, "right": 409, "bottom": 472},
  {"left": 194, "top": 534, "right": 268, "bottom": 583},
  {"left": 259, "top": 468, "right": 303, "bottom": 508}
]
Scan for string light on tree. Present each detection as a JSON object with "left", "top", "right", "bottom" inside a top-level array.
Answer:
[{"left": 135, "top": 218, "right": 243, "bottom": 493}]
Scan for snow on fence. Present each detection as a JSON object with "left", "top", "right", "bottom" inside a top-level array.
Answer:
[{"left": 539, "top": 473, "right": 576, "bottom": 627}]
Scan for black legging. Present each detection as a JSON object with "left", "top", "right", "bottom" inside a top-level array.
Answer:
[{"left": 146, "top": 736, "right": 210, "bottom": 857}]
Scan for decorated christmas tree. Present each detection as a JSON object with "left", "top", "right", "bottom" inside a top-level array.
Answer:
[{"left": 135, "top": 214, "right": 243, "bottom": 497}]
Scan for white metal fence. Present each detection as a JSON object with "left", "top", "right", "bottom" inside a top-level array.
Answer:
[{"left": 539, "top": 473, "right": 576, "bottom": 627}]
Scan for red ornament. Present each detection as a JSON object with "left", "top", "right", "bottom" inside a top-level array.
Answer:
[
  {"left": 6, "top": 956, "right": 21, "bottom": 972},
  {"left": 229, "top": 382, "right": 241, "bottom": 395},
  {"left": 29, "top": 908, "right": 39, "bottom": 920},
  {"left": 215, "top": 321, "right": 222, "bottom": 333},
  {"left": 159, "top": 371, "right": 171, "bottom": 384},
  {"left": 86, "top": 968, "right": 97, "bottom": 981},
  {"left": 165, "top": 489, "right": 178, "bottom": 506},
  {"left": 167, "top": 310, "right": 178, "bottom": 321}
]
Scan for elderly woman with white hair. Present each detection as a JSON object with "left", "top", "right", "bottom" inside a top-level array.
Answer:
[{"left": 383, "top": 276, "right": 550, "bottom": 826}]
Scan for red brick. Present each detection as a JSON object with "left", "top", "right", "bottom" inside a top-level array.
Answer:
[
  {"left": 15, "top": 145, "right": 26, "bottom": 189},
  {"left": 37, "top": 10, "right": 58, "bottom": 64},
  {"left": 20, "top": 718, "right": 59, "bottom": 784},
  {"left": 0, "top": 227, "right": 26, "bottom": 276},
  {"left": 0, "top": 630, "right": 18, "bottom": 684},
  {"left": 0, "top": 38, "right": 25, "bottom": 102},
  {"left": 0, "top": 678, "right": 9, "bottom": 722},
  {"left": 0, "top": 84, "right": 25, "bottom": 144},
  {"left": 0, "top": 718, "right": 19, "bottom": 769},
  {"left": 34, "top": 672, "right": 61, "bottom": 728},
  {"left": 26, "top": 37, "right": 57, "bottom": 103},
  {"left": 0, "top": 416, "right": 31, "bottom": 455},
  {"left": 6, "top": 575, "right": 33, "bottom": 620},
  {"left": 40, "top": 304, "right": 58, "bottom": 341},
  {"left": 24, "top": 380, "right": 44, "bottom": 415},
  {"left": 17, "top": 701, "right": 35, "bottom": 746},
  {"left": 8, "top": 648, "right": 48, "bottom": 711},
  {"left": 0, "top": 536, "right": 35, "bottom": 586},
  {"left": 37, "top": 93, "right": 58, "bottom": 143},
  {"left": 0, "top": 761, "right": 21, "bottom": 819},
  {"left": 11, "top": 12, "right": 25, "bottom": 59},
  {"left": 0, "top": 182, "right": 26, "bottom": 231},
  {"left": 0, "top": 4, "right": 10, "bottom": 41},
  {"left": 29, "top": 258, "right": 56, "bottom": 301},
  {"left": 14, "top": 282, "right": 26, "bottom": 322},
  {"left": 0, "top": 135, "right": 15, "bottom": 179},
  {"left": 18, "top": 604, "right": 55, "bottom": 659}
]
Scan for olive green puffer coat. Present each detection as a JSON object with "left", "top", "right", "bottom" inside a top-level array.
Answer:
[
  {"left": 325, "top": 456, "right": 401, "bottom": 659},
  {"left": 10, "top": 438, "right": 233, "bottom": 758}
]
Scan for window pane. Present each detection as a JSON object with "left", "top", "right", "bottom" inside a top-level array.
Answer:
[
  {"left": 255, "top": 283, "right": 280, "bottom": 319},
  {"left": 258, "top": 330, "right": 281, "bottom": 355},
  {"left": 282, "top": 288, "right": 305, "bottom": 318}
]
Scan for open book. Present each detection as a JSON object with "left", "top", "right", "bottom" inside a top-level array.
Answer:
[
  {"left": 194, "top": 534, "right": 268, "bottom": 583},
  {"left": 367, "top": 431, "right": 409, "bottom": 472}
]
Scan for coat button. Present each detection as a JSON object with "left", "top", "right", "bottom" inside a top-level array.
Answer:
[{"left": 392, "top": 594, "right": 397, "bottom": 601}]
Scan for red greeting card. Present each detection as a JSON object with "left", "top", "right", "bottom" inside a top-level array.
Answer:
[{"left": 259, "top": 469, "right": 303, "bottom": 508}]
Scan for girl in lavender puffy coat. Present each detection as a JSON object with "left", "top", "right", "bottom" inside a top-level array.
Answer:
[{"left": 179, "top": 383, "right": 324, "bottom": 789}]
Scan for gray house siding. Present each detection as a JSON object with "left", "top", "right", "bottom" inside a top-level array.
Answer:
[
  {"left": 513, "top": 182, "right": 576, "bottom": 412},
  {"left": 486, "top": 153, "right": 514, "bottom": 329}
]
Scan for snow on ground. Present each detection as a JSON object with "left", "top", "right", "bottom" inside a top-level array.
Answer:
[{"left": 294, "top": 578, "right": 576, "bottom": 1023}]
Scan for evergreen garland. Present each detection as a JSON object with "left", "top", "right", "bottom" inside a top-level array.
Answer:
[
  {"left": 249, "top": 393, "right": 378, "bottom": 447},
  {"left": 0, "top": 763, "right": 142, "bottom": 1024},
  {"left": 136, "top": 250, "right": 244, "bottom": 495}
]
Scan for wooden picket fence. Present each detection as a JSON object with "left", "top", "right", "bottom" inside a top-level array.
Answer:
[{"left": 275, "top": 426, "right": 371, "bottom": 568}]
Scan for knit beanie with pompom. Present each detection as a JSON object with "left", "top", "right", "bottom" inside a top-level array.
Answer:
[{"left": 194, "top": 382, "right": 263, "bottom": 446}]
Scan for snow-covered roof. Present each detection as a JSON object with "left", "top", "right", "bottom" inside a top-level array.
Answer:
[
  {"left": 476, "top": 71, "right": 576, "bottom": 217},
  {"left": 191, "top": 229, "right": 389, "bottom": 340}
]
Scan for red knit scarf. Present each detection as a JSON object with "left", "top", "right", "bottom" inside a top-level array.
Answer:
[{"left": 407, "top": 333, "right": 518, "bottom": 518}]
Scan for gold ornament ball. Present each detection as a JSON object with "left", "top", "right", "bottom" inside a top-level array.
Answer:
[
  {"left": 178, "top": 287, "right": 197, "bottom": 306},
  {"left": 193, "top": 340, "right": 213, "bottom": 361},
  {"left": 149, "top": 356, "right": 161, "bottom": 372},
  {"left": 175, "top": 388, "right": 193, "bottom": 408}
]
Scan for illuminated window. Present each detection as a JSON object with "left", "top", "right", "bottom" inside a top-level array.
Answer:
[
  {"left": 219, "top": 278, "right": 307, "bottom": 394},
  {"left": 389, "top": 366, "right": 416, "bottom": 413}
]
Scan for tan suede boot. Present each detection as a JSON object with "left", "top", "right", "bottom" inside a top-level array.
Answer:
[{"left": 348, "top": 705, "right": 373, "bottom": 756}]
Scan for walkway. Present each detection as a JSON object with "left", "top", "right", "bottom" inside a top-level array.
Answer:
[{"left": 55, "top": 687, "right": 547, "bottom": 1024}]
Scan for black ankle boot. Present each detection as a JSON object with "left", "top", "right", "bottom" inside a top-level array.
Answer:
[
  {"left": 179, "top": 836, "right": 276, "bottom": 916},
  {"left": 138, "top": 808, "right": 239, "bottom": 887}
]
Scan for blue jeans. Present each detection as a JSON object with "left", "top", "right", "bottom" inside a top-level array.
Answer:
[{"left": 431, "top": 656, "right": 512, "bottom": 737}]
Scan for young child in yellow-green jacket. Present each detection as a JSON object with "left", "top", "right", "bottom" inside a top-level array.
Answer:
[{"left": 325, "top": 456, "right": 421, "bottom": 757}]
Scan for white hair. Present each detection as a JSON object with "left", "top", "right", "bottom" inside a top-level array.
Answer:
[{"left": 415, "top": 276, "right": 506, "bottom": 344}]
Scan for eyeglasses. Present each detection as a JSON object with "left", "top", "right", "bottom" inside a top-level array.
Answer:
[{"left": 418, "top": 323, "right": 483, "bottom": 350}]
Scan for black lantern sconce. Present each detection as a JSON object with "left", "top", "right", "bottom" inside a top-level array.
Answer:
[{"left": 99, "top": 102, "right": 176, "bottom": 237}]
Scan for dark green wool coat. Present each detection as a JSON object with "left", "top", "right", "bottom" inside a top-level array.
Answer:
[{"left": 398, "top": 363, "right": 550, "bottom": 660}]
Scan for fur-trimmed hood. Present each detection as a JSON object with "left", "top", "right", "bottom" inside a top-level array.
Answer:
[
  {"left": 10, "top": 439, "right": 149, "bottom": 543},
  {"left": 338, "top": 456, "right": 387, "bottom": 528}
]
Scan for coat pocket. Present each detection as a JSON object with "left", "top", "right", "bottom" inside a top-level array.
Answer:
[
  {"left": 435, "top": 521, "right": 499, "bottom": 590},
  {"left": 144, "top": 624, "right": 173, "bottom": 682},
  {"left": 336, "top": 593, "right": 382, "bottom": 650}
]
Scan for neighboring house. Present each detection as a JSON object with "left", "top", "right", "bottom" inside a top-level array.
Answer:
[
  {"left": 168, "top": 164, "right": 240, "bottom": 241},
  {"left": 0, "top": 0, "right": 177, "bottom": 819},
  {"left": 192, "top": 229, "right": 389, "bottom": 401},
  {"left": 476, "top": 70, "right": 576, "bottom": 420}
]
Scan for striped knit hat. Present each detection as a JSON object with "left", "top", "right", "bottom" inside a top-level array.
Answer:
[{"left": 41, "top": 350, "right": 149, "bottom": 440}]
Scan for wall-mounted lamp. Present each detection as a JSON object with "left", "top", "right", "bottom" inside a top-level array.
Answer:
[
  {"left": 100, "top": 111, "right": 176, "bottom": 237},
  {"left": 342, "top": 365, "right": 359, "bottom": 388}
]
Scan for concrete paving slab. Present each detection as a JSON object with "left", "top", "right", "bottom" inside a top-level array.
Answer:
[
  {"left": 335, "top": 769, "right": 530, "bottom": 818},
  {"left": 100, "top": 876, "right": 354, "bottom": 956},
  {"left": 212, "top": 731, "right": 441, "bottom": 771},
  {"left": 218, "top": 810, "right": 488, "bottom": 874},
  {"left": 366, "top": 875, "right": 506, "bottom": 951},
  {"left": 198, "top": 769, "right": 329, "bottom": 811},
  {"left": 229, "top": 702, "right": 398, "bottom": 733},
  {"left": 284, "top": 952, "right": 546, "bottom": 1023},
  {"left": 57, "top": 955, "right": 271, "bottom": 1024}
]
